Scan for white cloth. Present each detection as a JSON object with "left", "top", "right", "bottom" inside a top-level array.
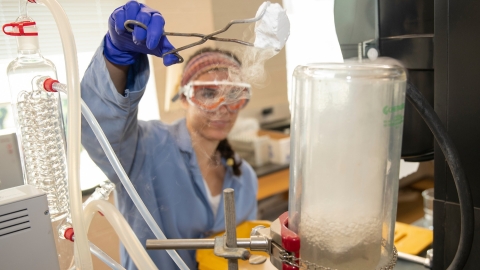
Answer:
[{"left": 203, "top": 178, "right": 222, "bottom": 218}]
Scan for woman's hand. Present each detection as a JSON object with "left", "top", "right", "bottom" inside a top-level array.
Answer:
[{"left": 104, "top": 0, "right": 179, "bottom": 66}]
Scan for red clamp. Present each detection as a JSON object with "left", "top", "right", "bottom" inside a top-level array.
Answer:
[
  {"left": 2, "top": 21, "right": 38, "bottom": 36},
  {"left": 64, "top": 227, "right": 75, "bottom": 242},
  {"left": 43, "top": 78, "right": 59, "bottom": 92},
  {"left": 279, "top": 212, "right": 301, "bottom": 270}
]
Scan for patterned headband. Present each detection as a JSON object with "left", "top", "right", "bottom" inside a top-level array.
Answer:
[{"left": 180, "top": 51, "right": 241, "bottom": 86}]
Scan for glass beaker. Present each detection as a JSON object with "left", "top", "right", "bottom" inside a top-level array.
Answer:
[
  {"left": 422, "top": 188, "right": 434, "bottom": 230},
  {"left": 288, "top": 63, "right": 406, "bottom": 269}
]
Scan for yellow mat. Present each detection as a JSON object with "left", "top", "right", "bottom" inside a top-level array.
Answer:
[
  {"left": 394, "top": 222, "right": 433, "bottom": 255},
  {"left": 197, "top": 221, "right": 274, "bottom": 270}
]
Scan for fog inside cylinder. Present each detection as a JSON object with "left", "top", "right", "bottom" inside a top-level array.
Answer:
[{"left": 289, "top": 63, "right": 406, "bottom": 269}]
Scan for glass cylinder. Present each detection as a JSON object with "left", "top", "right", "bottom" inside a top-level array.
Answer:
[
  {"left": 288, "top": 63, "right": 406, "bottom": 269},
  {"left": 6, "top": 18, "right": 69, "bottom": 222}
]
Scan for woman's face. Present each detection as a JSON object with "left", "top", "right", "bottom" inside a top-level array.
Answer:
[{"left": 183, "top": 70, "right": 240, "bottom": 141}]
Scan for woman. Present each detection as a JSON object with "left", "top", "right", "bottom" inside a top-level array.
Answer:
[{"left": 81, "top": 1, "right": 258, "bottom": 269}]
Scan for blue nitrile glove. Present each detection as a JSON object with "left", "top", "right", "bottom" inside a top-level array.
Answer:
[{"left": 104, "top": 0, "right": 179, "bottom": 66}]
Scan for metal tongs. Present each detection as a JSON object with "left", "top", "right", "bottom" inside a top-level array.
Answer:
[{"left": 124, "top": 2, "right": 270, "bottom": 63}]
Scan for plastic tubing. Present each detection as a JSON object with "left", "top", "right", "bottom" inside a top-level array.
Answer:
[
  {"left": 33, "top": 0, "right": 92, "bottom": 268},
  {"left": 89, "top": 242, "right": 126, "bottom": 270},
  {"left": 52, "top": 82, "right": 189, "bottom": 270},
  {"left": 84, "top": 200, "right": 158, "bottom": 270}
]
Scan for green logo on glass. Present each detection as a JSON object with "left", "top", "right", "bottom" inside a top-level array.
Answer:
[
  {"left": 384, "top": 115, "right": 404, "bottom": 127},
  {"left": 383, "top": 103, "right": 405, "bottom": 115}
]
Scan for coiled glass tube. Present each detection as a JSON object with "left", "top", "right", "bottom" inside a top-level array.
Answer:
[{"left": 16, "top": 89, "right": 69, "bottom": 221}]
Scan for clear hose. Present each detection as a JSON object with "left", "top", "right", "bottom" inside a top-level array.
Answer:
[
  {"left": 89, "top": 242, "right": 126, "bottom": 270},
  {"left": 51, "top": 82, "right": 189, "bottom": 269},
  {"left": 84, "top": 182, "right": 124, "bottom": 270},
  {"left": 83, "top": 200, "right": 158, "bottom": 270},
  {"left": 33, "top": 0, "right": 91, "bottom": 268},
  {"left": 82, "top": 180, "right": 116, "bottom": 209}
]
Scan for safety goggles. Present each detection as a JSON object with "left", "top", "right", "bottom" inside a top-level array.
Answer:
[{"left": 181, "top": 81, "right": 251, "bottom": 112}]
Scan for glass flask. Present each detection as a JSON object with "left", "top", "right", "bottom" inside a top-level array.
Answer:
[
  {"left": 5, "top": 18, "right": 69, "bottom": 222},
  {"left": 288, "top": 63, "right": 406, "bottom": 269}
]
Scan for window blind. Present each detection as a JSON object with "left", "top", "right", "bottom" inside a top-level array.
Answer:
[
  {"left": 0, "top": 0, "right": 125, "bottom": 104},
  {"left": 0, "top": 0, "right": 125, "bottom": 58}
]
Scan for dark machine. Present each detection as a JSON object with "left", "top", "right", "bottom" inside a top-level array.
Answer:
[
  {"left": 432, "top": 1, "right": 480, "bottom": 269},
  {"left": 335, "top": 0, "right": 480, "bottom": 269}
]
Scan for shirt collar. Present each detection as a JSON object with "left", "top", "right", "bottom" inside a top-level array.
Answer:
[{"left": 171, "top": 118, "right": 194, "bottom": 154}]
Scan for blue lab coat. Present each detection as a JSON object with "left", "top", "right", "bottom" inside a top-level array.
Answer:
[{"left": 80, "top": 43, "right": 258, "bottom": 270}]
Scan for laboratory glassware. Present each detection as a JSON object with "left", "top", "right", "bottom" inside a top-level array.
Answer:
[
  {"left": 422, "top": 188, "right": 434, "bottom": 230},
  {"left": 4, "top": 18, "right": 69, "bottom": 222},
  {"left": 289, "top": 63, "right": 406, "bottom": 269}
]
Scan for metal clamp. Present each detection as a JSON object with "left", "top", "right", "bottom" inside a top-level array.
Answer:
[
  {"left": 122, "top": 3, "right": 270, "bottom": 63},
  {"left": 145, "top": 188, "right": 271, "bottom": 270},
  {"left": 213, "top": 236, "right": 250, "bottom": 260},
  {"left": 123, "top": 19, "right": 184, "bottom": 63}
]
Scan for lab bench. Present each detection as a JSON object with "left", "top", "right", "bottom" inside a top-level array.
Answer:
[
  {"left": 84, "top": 163, "right": 432, "bottom": 269},
  {"left": 255, "top": 163, "right": 289, "bottom": 200}
]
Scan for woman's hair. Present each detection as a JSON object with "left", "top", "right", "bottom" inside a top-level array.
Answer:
[
  {"left": 180, "top": 47, "right": 242, "bottom": 87},
  {"left": 217, "top": 139, "right": 242, "bottom": 176},
  {"left": 186, "top": 47, "right": 243, "bottom": 176},
  {"left": 185, "top": 47, "right": 242, "bottom": 66}
]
